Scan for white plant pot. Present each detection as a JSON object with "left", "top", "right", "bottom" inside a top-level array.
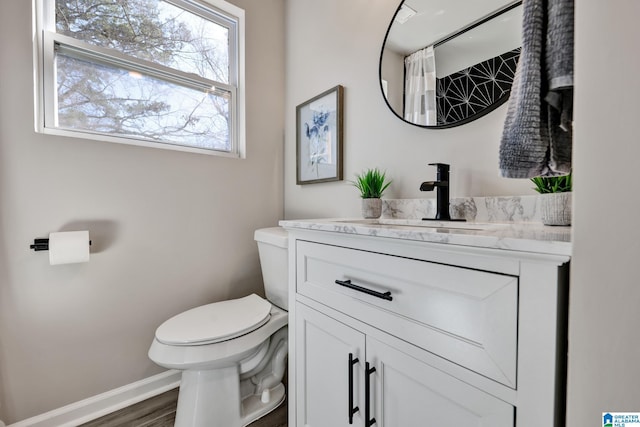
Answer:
[
  {"left": 362, "top": 198, "right": 382, "bottom": 219},
  {"left": 539, "top": 192, "right": 572, "bottom": 226}
]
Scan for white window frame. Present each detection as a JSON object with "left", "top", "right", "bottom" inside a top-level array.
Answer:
[{"left": 33, "top": 0, "right": 246, "bottom": 157}]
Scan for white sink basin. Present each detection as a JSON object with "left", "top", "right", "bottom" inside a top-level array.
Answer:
[{"left": 335, "top": 219, "right": 509, "bottom": 231}]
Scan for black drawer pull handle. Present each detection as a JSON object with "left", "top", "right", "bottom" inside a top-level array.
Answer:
[
  {"left": 335, "top": 279, "right": 393, "bottom": 301},
  {"left": 348, "top": 353, "right": 359, "bottom": 424},
  {"left": 365, "top": 362, "right": 376, "bottom": 426}
]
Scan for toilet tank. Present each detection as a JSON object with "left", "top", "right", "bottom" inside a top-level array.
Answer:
[{"left": 254, "top": 227, "right": 289, "bottom": 311}]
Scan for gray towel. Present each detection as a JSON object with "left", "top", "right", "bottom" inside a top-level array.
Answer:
[
  {"left": 499, "top": 0, "right": 574, "bottom": 178},
  {"left": 545, "top": 0, "right": 574, "bottom": 173}
]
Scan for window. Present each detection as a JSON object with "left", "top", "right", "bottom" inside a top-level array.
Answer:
[{"left": 35, "top": 0, "right": 245, "bottom": 156}]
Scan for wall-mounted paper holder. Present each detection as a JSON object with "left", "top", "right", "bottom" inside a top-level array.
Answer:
[
  {"left": 29, "top": 237, "right": 92, "bottom": 251},
  {"left": 29, "top": 238, "right": 50, "bottom": 251},
  {"left": 30, "top": 231, "right": 92, "bottom": 265}
]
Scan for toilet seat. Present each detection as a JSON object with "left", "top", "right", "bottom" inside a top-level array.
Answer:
[{"left": 155, "top": 294, "right": 272, "bottom": 346}]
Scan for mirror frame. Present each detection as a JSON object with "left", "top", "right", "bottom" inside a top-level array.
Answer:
[{"left": 379, "top": 1, "right": 522, "bottom": 129}]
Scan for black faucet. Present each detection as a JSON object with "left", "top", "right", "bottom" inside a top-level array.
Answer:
[{"left": 419, "top": 163, "right": 465, "bottom": 222}]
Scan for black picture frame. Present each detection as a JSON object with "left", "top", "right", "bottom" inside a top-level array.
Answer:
[{"left": 296, "top": 85, "right": 344, "bottom": 184}]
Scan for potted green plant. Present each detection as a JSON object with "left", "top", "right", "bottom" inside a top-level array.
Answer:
[
  {"left": 531, "top": 172, "right": 572, "bottom": 225},
  {"left": 352, "top": 168, "right": 392, "bottom": 219}
]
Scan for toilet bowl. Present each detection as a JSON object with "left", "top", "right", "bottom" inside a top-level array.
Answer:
[{"left": 148, "top": 227, "right": 289, "bottom": 427}]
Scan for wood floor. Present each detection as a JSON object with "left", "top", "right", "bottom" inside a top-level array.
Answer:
[{"left": 79, "top": 388, "right": 287, "bottom": 427}]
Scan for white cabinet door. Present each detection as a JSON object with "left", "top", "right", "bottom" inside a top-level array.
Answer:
[
  {"left": 367, "top": 337, "right": 514, "bottom": 427},
  {"left": 295, "top": 303, "right": 366, "bottom": 427}
]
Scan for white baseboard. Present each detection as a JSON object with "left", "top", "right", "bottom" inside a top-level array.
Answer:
[{"left": 8, "top": 370, "right": 180, "bottom": 427}]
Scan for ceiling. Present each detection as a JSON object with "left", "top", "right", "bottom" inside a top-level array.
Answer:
[{"left": 385, "top": 0, "right": 520, "bottom": 56}]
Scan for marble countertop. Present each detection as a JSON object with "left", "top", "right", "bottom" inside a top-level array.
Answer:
[{"left": 279, "top": 218, "right": 572, "bottom": 257}]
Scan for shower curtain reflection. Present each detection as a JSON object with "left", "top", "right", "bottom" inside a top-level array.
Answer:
[{"left": 404, "top": 46, "right": 437, "bottom": 126}]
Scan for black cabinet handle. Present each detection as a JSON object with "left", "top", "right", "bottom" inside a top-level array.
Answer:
[
  {"left": 348, "top": 353, "right": 359, "bottom": 424},
  {"left": 365, "top": 362, "right": 376, "bottom": 426},
  {"left": 335, "top": 279, "right": 393, "bottom": 301}
]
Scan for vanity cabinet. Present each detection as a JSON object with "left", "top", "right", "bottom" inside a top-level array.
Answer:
[{"left": 285, "top": 227, "right": 570, "bottom": 427}]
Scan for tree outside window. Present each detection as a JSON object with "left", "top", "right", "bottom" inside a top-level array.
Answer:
[{"left": 36, "top": 0, "right": 244, "bottom": 155}]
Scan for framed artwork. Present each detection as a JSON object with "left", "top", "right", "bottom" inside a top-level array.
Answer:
[{"left": 296, "top": 85, "right": 344, "bottom": 184}]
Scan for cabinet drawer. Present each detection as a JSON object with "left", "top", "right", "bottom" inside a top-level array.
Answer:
[{"left": 296, "top": 240, "right": 519, "bottom": 388}]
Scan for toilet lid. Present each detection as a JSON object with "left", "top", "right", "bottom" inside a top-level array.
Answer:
[{"left": 155, "top": 294, "right": 272, "bottom": 346}]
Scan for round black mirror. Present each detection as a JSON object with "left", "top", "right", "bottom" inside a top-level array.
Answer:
[{"left": 380, "top": 0, "right": 522, "bottom": 128}]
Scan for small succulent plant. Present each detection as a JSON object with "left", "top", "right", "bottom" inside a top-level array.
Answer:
[
  {"left": 531, "top": 172, "right": 572, "bottom": 194},
  {"left": 352, "top": 168, "right": 392, "bottom": 199}
]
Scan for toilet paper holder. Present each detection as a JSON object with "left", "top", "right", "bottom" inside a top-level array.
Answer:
[
  {"left": 29, "top": 238, "right": 50, "bottom": 251},
  {"left": 29, "top": 237, "right": 92, "bottom": 251}
]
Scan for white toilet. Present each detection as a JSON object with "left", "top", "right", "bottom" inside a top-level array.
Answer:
[{"left": 148, "top": 227, "right": 289, "bottom": 427}]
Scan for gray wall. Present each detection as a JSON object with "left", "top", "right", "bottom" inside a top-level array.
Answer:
[
  {"left": 567, "top": 0, "right": 640, "bottom": 423},
  {"left": 284, "top": 0, "right": 532, "bottom": 221},
  {"left": 0, "top": 0, "right": 285, "bottom": 422}
]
